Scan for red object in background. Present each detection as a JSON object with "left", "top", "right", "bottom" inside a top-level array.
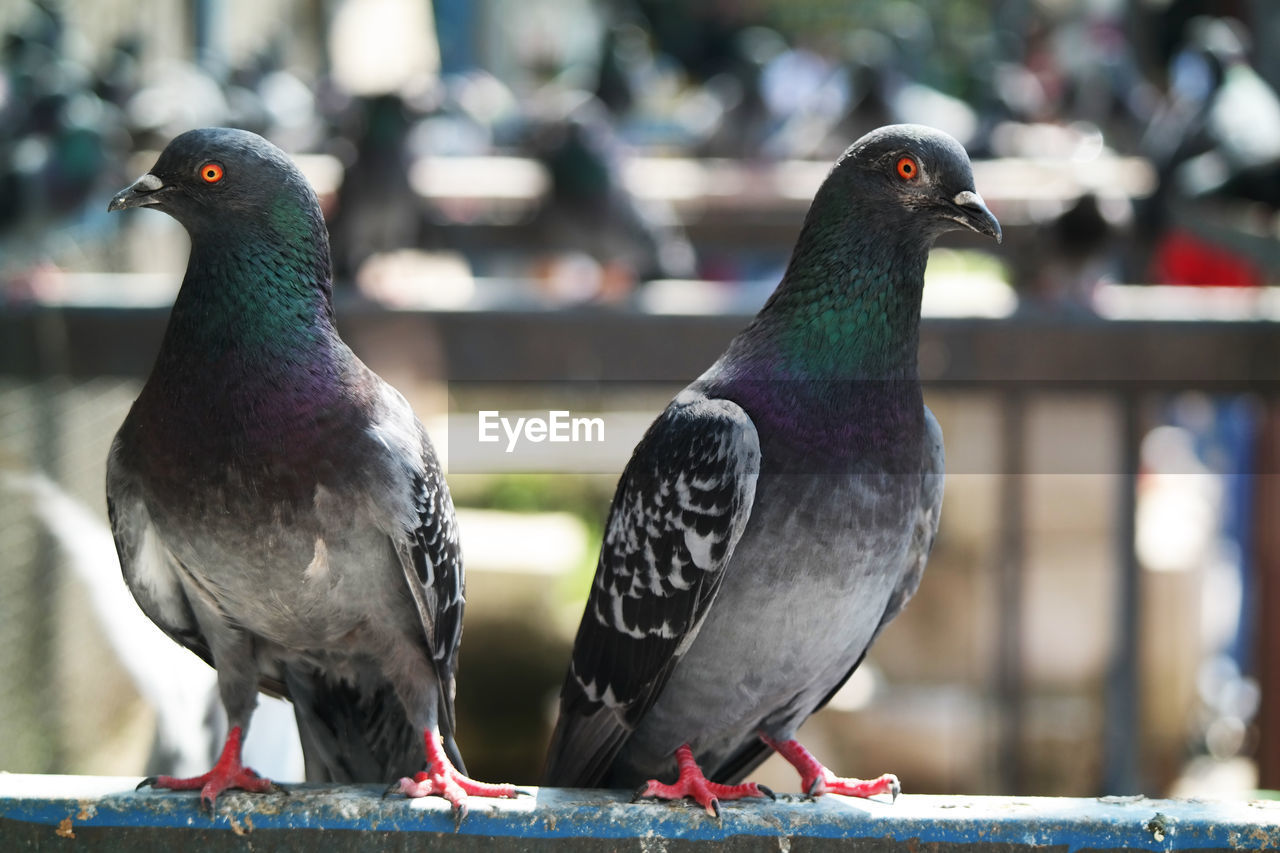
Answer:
[{"left": 1150, "top": 229, "right": 1263, "bottom": 287}]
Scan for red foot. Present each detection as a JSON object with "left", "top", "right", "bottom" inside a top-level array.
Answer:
[
  {"left": 636, "top": 744, "right": 774, "bottom": 817},
  {"left": 394, "top": 731, "right": 517, "bottom": 816},
  {"left": 761, "top": 734, "right": 900, "bottom": 800},
  {"left": 138, "top": 726, "right": 281, "bottom": 810}
]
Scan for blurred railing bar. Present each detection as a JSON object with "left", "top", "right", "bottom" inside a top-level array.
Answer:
[
  {"left": 6, "top": 306, "right": 1280, "bottom": 386},
  {"left": 402, "top": 153, "right": 1161, "bottom": 257},
  {"left": 996, "top": 391, "right": 1027, "bottom": 794},
  {"left": 29, "top": 312, "right": 74, "bottom": 772},
  {"left": 410, "top": 154, "right": 1156, "bottom": 218},
  {"left": 1257, "top": 405, "right": 1280, "bottom": 789},
  {"left": 1102, "top": 393, "right": 1145, "bottom": 794}
]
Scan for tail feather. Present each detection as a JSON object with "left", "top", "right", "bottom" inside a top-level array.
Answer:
[
  {"left": 543, "top": 705, "right": 631, "bottom": 788},
  {"left": 285, "top": 668, "right": 453, "bottom": 783}
]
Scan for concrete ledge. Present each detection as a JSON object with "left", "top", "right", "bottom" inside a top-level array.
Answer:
[{"left": 2, "top": 774, "right": 1279, "bottom": 851}]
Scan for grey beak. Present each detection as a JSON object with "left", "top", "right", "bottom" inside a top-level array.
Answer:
[
  {"left": 108, "top": 173, "right": 164, "bottom": 212},
  {"left": 951, "top": 190, "right": 1002, "bottom": 244}
]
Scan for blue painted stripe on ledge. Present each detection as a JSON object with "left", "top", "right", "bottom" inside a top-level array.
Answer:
[{"left": 3, "top": 775, "right": 1279, "bottom": 850}]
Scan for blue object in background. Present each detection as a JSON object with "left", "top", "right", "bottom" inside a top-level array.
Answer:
[{"left": 434, "top": 0, "right": 477, "bottom": 76}]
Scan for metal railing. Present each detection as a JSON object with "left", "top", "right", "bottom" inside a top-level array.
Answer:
[{"left": 2, "top": 302, "right": 1278, "bottom": 795}]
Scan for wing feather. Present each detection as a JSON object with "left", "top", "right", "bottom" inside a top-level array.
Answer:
[
  {"left": 544, "top": 390, "right": 760, "bottom": 786},
  {"left": 106, "top": 436, "right": 213, "bottom": 669},
  {"left": 369, "top": 382, "right": 465, "bottom": 746}
]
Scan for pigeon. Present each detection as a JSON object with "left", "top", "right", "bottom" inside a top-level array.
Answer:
[
  {"left": 105, "top": 127, "right": 515, "bottom": 812},
  {"left": 523, "top": 94, "right": 695, "bottom": 296},
  {"left": 327, "top": 94, "right": 436, "bottom": 286},
  {"left": 543, "top": 125, "right": 1000, "bottom": 814}
]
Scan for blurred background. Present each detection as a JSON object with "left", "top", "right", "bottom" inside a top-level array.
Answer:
[{"left": 1, "top": 0, "right": 1279, "bottom": 801}]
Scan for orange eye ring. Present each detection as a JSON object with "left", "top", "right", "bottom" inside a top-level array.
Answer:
[
  {"left": 200, "top": 162, "right": 224, "bottom": 183},
  {"left": 896, "top": 156, "right": 918, "bottom": 180}
]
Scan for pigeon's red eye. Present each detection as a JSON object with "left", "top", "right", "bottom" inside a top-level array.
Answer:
[
  {"left": 896, "top": 157, "right": 918, "bottom": 180},
  {"left": 200, "top": 163, "right": 224, "bottom": 184}
]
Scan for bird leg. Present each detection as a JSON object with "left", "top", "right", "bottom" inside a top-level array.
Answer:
[
  {"left": 635, "top": 743, "right": 774, "bottom": 817},
  {"left": 760, "top": 733, "right": 900, "bottom": 800},
  {"left": 137, "top": 725, "right": 282, "bottom": 810},
  {"left": 394, "top": 730, "right": 517, "bottom": 815}
]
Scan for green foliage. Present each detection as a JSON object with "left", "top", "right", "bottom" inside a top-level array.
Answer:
[
  {"left": 450, "top": 472, "right": 613, "bottom": 603},
  {"left": 450, "top": 472, "right": 615, "bottom": 520}
]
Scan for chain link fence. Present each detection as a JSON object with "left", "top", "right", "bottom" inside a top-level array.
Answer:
[{"left": 0, "top": 378, "right": 153, "bottom": 775}]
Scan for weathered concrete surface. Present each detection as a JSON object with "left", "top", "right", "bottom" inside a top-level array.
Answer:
[{"left": 2, "top": 774, "right": 1279, "bottom": 851}]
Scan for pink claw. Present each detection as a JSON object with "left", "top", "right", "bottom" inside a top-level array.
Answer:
[
  {"left": 636, "top": 744, "right": 773, "bottom": 817},
  {"left": 138, "top": 726, "right": 282, "bottom": 810},
  {"left": 395, "top": 731, "right": 517, "bottom": 815},
  {"left": 761, "top": 733, "right": 901, "bottom": 801}
]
